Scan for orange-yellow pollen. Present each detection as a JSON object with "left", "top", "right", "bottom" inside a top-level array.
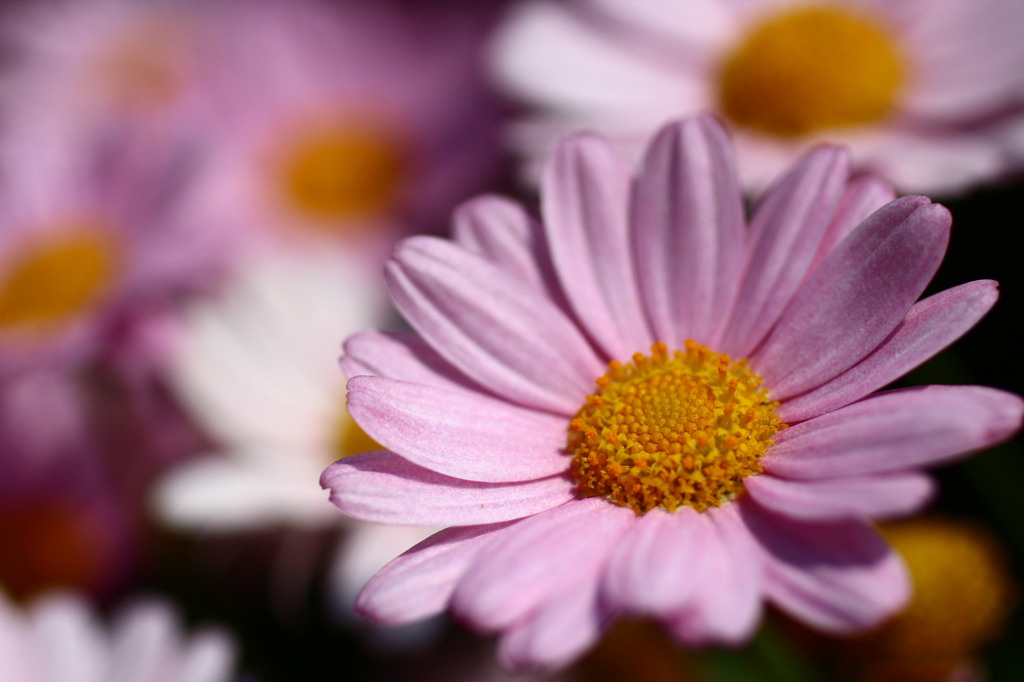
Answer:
[
  {"left": 279, "top": 121, "right": 407, "bottom": 226},
  {"left": 717, "top": 5, "right": 905, "bottom": 138},
  {"left": 0, "top": 228, "right": 120, "bottom": 336},
  {"left": 568, "top": 341, "right": 784, "bottom": 514}
]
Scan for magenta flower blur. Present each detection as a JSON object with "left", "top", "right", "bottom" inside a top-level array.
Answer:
[{"left": 321, "top": 115, "right": 1023, "bottom": 672}]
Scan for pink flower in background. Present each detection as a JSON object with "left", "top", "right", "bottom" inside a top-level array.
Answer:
[
  {"left": 491, "top": 0, "right": 1024, "bottom": 194},
  {"left": 0, "top": 121, "right": 228, "bottom": 376},
  {"left": 0, "top": 0, "right": 210, "bottom": 133},
  {"left": 322, "top": 115, "right": 1023, "bottom": 672},
  {"left": 0, "top": 592, "right": 237, "bottom": 682},
  {"left": 191, "top": 0, "right": 501, "bottom": 257},
  {"left": 154, "top": 248, "right": 434, "bottom": 613},
  {"left": 0, "top": 403, "right": 136, "bottom": 602}
]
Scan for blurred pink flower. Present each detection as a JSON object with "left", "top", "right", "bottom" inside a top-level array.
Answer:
[
  {"left": 322, "top": 115, "right": 1023, "bottom": 672},
  {"left": 491, "top": 0, "right": 1024, "bottom": 194},
  {"left": 0, "top": 0, "right": 211, "bottom": 134},
  {"left": 192, "top": 0, "right": 501, "bottom": 256},
  {"left": 0, "top": 403, "right": 136, "bottom": 601},
  {"left": 0, "top": 592, "right": 236, "bottom": 682},
  {"left": 0, "top": 123, "right": 228, "bottom": 376}
]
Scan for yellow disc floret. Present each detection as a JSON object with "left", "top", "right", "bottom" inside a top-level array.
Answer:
[
  {"left": 717, "top": 5, "right": 905, "bottom": 138},
  {"left": 0, "top": 228, "right": 121, "bottom": 335},
  {"left": 568, "top": 341, "right": 783, "bottom": 514},
  {"left": 279, "top": 122, "right": 407, "bottom": 225}
]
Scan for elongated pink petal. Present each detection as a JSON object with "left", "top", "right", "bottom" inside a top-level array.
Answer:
[
  {"left": 356, "top": 523, "right": 514, "bottom": 625},
  {"left": 602, "top": 507, "right": 707, "bottom": 615},
  {"left": 342, "top": 330, "right": 475, "bottom": 392},
  {"left": 451, "top": 498, "right": 635, "bottom": 630},
  {"left": 779, "top": 280, "right": 999, "bottom": 423},
  {"left": 754, "top": 197, "right": 950, "bottom": 399},
  {"left": 720, "top": 147, "right": 849, "bottom": 356},
  {"left": 745, "top": 472, "right": 935, "bottom": 522},
  {"left": 542, "top": 133, "right": 652, "bottom": 359},
  {"left": 631, "top": 116, "right": 746, "bottom": 347},
  {"left": 743, "top": 504, "right": 909, "bottom": 632},
  {"left": 346, "top": 375, "right": 571, "bottom": 483},
  {"left": 765, "top": 385, "right": 1024, "bottom": 479},
  {"left": 386, "top": 236, "right": 604, "bottom": 414},
  {"left": 810, "top": 176, "right": 895, "bottom": 273},
  {"left": 667, "top": 503, "right": 762, "bottom": 645},
  {"left": 498, "top": 576, "right": 605, "bottom": 673},
  {"left": 452, "top": 194, "right": 561, "bottom": 298},
  {"left": 322, "top": 451, "right": 575, "bottom": 525}
]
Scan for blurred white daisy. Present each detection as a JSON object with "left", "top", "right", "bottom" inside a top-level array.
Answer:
[
  {"left": 153, "top": 247, "right": 434, "bottom": 609},
  {"left": 0, "top": 591, "right": 236, "bottom": 682}
]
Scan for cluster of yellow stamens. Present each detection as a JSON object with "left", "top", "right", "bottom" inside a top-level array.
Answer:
[{"left": 568, "top": 341, "right": 784, "bottom": 514}]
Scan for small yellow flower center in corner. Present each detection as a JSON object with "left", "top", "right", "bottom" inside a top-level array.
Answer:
[
  {"left": 717, "top": 5, "right": 905, "bottom": 138},
  {"left": 278, "top": 122, "right": 408, "bottom": 227},
  {"left": 0, "top": 229, "right": 121, "bottom": 335},
  {"left": 568, "top": 341, "right": 784, "bottom": 514}
]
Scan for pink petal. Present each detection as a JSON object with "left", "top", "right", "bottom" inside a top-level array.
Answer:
[
  {"left": 342, "top": 330, "right": 475, "bottom": 393},
  {"left": 765, "top": 385, "right": 1024, "bottom": 479},
  {"left": 497, "top": 577, "right": 605, "bottom": 673},
  {"left": 631, "top": 116, "right": 746, "bottom": 348},
  {"left": 742, "top": 504, "right": 909, "bottom": 632},
  {"left": 542, "top": 132, "right": 652, "bottom": 359},
  {"left": 346, "top": 375, "right": 571, "bottom": 483},
  {"left": 779, "top": 280, "right": 999, "bottom": 423},
  {"left": 754, "top": 197, "right": 950, "bottom": 400},
  {"left": 602, "top": 507, "right": 708, "bottom": 616},
  {"left": 356, "top": 523, "right": 514, "bottom": 625},
  {"left": 452, "top": 194, "right": 561, "bottom": 298},
  {"left": 811, "top": 176, "right": 895, "bottom": 272},
  {"left": 451, "top": 498, "right": 635, "bottom": 630},
  {"left": 744, "top": 472, "right": 935, "bottom": 522},
  {"left": 322, "top": 451, "right": 575, "bottom": 525},
  {"left": 386, "top": 236, "right": 603, "bottom": 414},
  {"left": 666, "top": 503, "right": 763, "bottom": 645},
  {"left": 720, "top": 147, "right": 850, "bottom": 357}
]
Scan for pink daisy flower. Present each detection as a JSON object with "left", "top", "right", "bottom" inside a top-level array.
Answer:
[
  {"left": 0, "top": 592, "right": 237, "bottom": 682},
  {"left": 0, "top": 397, "right": 137, "bottom": 602},
  {"left": 322, "top": 115, "right": 1023, "bottom": 672},
  {"left": 0, "top": 0, "right": 213, "bottom": 145},
  {"left": 190, "top": 0, "right": 500, "bottom": 257},
  {"left": 0, "top": 117, "right": 227, "bottom": 375},
  {"left": 491, "top": 0, "right": 1024, "bottom": 194}
]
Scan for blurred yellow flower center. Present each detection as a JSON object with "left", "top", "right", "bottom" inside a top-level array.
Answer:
[
  {"left": 279, "top": 124, "right": 407, "bottom": 226},
  {"left": 0, "top": 502, "right": 107, "bottom": 601},
  {"left": 849, "top": 518, "right": 1017, "bottom": 674},
  {"left": 0, "top": 230, "right": 120, "bottom": 335},
  {"left": 332, "top": 408, "right": 383, "bottom": 462},
  {"left": 717, "top": 5, "right": 905, "bottom": 138},
  {"left": 93, "top": 14, "right": 193, "bottom": 112},
  {"left": 568, "top": 341, "right": 783, "bottom": 514}
]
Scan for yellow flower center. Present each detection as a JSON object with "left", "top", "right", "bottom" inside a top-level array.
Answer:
[
  {"left": 848, "top": 519, "right": 1016, "bottom": 671},
  {"left": 278, "top": 122, "right": 407, "bottom": 227},
  {"left": 568, "top": 341, "right": 784, "bottom": 514},
  {"left": 717, "top": 5, "right": 905, "bottom": 138},
  {"left": 0, "top": 229, "right": 121, "bottom": 336},
  {"left": 331, "top": 406, "right": 383, "bottom": 463},
  {"left": 0, "top": 501, "right": 108, "bottom": 601},
  {"left": 93, "top": 15, "right": 191, "bottom": 113}
]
